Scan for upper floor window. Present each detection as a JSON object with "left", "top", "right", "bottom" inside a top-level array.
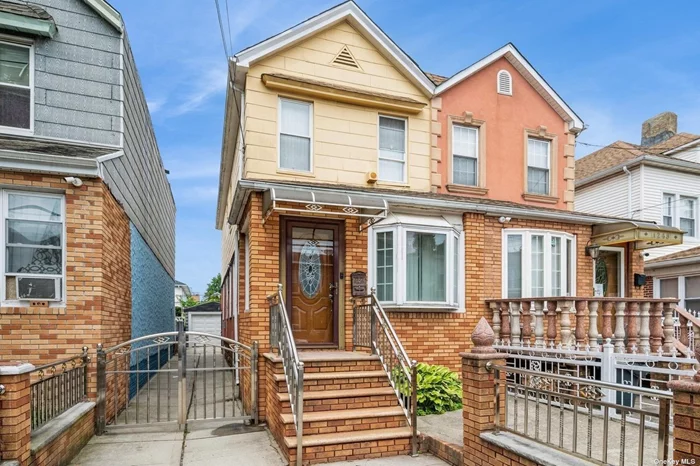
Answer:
[
  {"left": 503, "top": 229, "right": 575, "bottom": 298},
  {"left": 279, "top": 98, "right": 312, "bottom": 172},
  {"left": 3, "top": 191, "right": 65, "bottom": 303},
  {"left": 527, "top": 137, "right": 550, "bottom": 195},
  {"left": 662, "top": 193, "right": 697, "bottom": 237},
  {"left": 497, "top": 70, "right": 512, "bottom": 95},
  {"left": 452, "top": 125, "right": 478, "bottom": 186},
  {"left": 0, "top": 41, "right": 32, "bottom": 132},
  {"left": 378, "top": 115, "right": 406, "bottom": 183}
]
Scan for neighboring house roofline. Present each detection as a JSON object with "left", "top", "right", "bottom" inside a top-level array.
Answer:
[
  {"left": 434, "top": 43, "right": 584, "bottom": 132},
  {"left": 233, "top": 0, "right": 435, "bottom": 96},
  {"left": 81, "top": 0, "right": 122, "bottom": 32},
  {"left": 662, "top": 138, "right": 700, "bottom": 155},
  {"left": 646, "top": 255, "right": 700, "bottom": 270},
  {"left": 576, "top": 154, "right": 700, "bottom": 189}
]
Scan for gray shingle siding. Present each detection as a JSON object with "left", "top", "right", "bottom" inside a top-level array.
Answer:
[{"left": 2, "top": 1, "right": 176, "bottom": 278}]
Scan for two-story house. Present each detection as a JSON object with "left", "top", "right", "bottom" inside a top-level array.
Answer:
[
  {"left": 575, "top": 112, "right": 700, "bottom": 303},
  {"left": 0, "top": 0, "right": 176, "bottom": 379},
  {"left": 215, "top": 2, "right": 683, "bottom": 462}
]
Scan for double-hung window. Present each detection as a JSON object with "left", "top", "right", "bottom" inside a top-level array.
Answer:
[
  {"left": 279, "top": 98, "right": 312, "bottom": 172},
  {"left": 378, "top": 116, "right": 406, "bottom": 183},
  {"left": 662, "top": 193, "right": 697, "bottom": 237},
  {"left": 662, "top": 193, "right": 674, "bottom": 227},
  {"left": 503, "top": 230, "right": 575, "bottom": 298},
  {"left": 371, "top": 219, "right": 462, "bottom": 309},
  {"left": 680, "top": 197, "right": 696, "bottom": 237},
  {"left": 0, "top": 41, "right": 32, "bottom": 132},
  {"left": 452, "top": 125, "right": 478, "bottom": 186},
  {"left": 527, "top": 138, "right": 550, "bottom": 195},
  {"left": 4, "top": 191, "right": 64, "bottom": 302}
]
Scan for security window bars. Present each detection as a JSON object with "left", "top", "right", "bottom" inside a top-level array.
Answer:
[
  {"left": 0, "top": 41, "right": 32, "bottom": 131},
  {"left": 4, "top": 191, "right": 64, "bottom": 301},
  {"left": 452, "top": 125, "right": 478, "bottom": 186},
  {"left": 378, "top": 116, "right": 406, "bottom": 183},
  {"left": 279, "top": 98, "right": 312, "bottom": 172},
  {"left": 527, "top": 138, "right": 550, "bottom": 195}
]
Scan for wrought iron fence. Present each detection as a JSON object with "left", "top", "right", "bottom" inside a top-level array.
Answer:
[
  {"left": 267, "top": 284, "right": 304, "bottom": 466},
  {"left": 30, "top": 347, "right": 90, "bottom": 431},
  {"left": 491, "top": 363, "right": 673, "bottom": 465},
  {"left": 353, "top": 289, "right": 418, "bottom": 456}
]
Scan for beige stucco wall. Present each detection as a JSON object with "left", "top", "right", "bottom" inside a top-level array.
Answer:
[{"left": 242, "top": 20, "right": 432, "bottom": 190}]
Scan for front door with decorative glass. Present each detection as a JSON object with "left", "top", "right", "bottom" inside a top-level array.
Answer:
[{"left": 284, "top": 219, "right": 339, "bottom": 346}]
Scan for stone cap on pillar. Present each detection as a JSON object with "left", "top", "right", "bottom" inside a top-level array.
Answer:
[
  {"left": 460, "top": 317, "right": 506, "bottom": 361},
  {"left": 0, "top": 362, "right": 35, "bottom": 375}
]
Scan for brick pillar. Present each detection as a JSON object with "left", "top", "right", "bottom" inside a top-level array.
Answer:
[
  {"left": 0, "top": 362, "right": 34, "bottom": 465},
  {"left": 668, "top": 347, "right": 700, "bottom": 463},
  {"left": 461, "top": 318, "right": 505, "bottom": 466}
]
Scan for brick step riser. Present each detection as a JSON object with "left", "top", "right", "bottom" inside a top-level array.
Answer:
[
  {"left": 282, "top": 415, "right": 408, "bottom": 437},
  {"left": 269, "top": 360, "right": 383, "bottom": 374},
  {"left": 274, "top": 377, "right": 390, "bottom": 393},
  {"left": 279, "top": 394, "right": 399, "bottom": 413},
  {"left": 287, "top": 437, "right": 412, "bottom": 465}
]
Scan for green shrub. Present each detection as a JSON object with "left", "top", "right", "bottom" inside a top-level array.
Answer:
[{"left": 396, "top": 363, "right": 462, "bottom": 416}]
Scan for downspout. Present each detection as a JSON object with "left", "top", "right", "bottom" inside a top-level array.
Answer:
[{"left": 622, "top": 166, "right": 633, "bottom": 218}]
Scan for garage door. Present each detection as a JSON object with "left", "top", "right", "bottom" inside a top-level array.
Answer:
[{"left": 188, "top": 312, "right": 222, "bottom": 335}]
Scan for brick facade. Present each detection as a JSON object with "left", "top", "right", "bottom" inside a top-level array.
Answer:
[
  {"left": 0, "top": 173, "right": 132, "bottom": 397},
  {"left": 29, "top": 405, "right": 94, "bottom": 466},
  {"left": 668, "top": 378, "right": 700, "bottom": 463}
]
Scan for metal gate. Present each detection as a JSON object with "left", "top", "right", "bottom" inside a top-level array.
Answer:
[{"left": 95, "top": 321, "right": 258, "bottom": 434}]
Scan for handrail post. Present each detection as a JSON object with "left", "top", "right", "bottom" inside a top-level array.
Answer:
[
  {"left": 493, "top": 366, "right": 501, "bottom": 434},
  {"left": 95, "top": 344, "right": 106, "bottom": 435},
  {"left": 657, "top": 396, "right": 670, "bottom": 461},
  {"left": 296, "top": 361, "right": 304, "bottom": 466},
  {"left": 251, "top": 340, "right": 259, "bottom": 425},
  {"left": 177, "top": 319, "right": 187, "bottom": 427},
  {"left": 410, "top": 361, "right": 418, "bottom": 457},
  {"left": 82, "top": 346, "right": 89, "bottom": 400},
  {"left": 370, "top": 288, "right": 378, "bottom": 355}
]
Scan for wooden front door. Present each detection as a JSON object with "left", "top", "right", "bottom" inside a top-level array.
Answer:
[{"left": 284, "top": 219, "right": 340, "bottom": 346}]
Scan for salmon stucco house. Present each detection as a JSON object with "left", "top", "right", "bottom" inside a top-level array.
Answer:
[{"left": 215, "top": 2, "right": 685, "bottom": 463}]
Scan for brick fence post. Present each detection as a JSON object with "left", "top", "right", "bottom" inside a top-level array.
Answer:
[
  {"left": 668, "top": 346, "right": 700, "bottom": 463},
  {"left": 0, "top": 362, "right": 35, "bottom": 465},
  {"left": 461, "top": 317, "right": 505, "bottom": 466}
]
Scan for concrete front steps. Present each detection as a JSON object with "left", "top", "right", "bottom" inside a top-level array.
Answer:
[{"left": 264, "top": 351, "right": 413, "bottom": 464}]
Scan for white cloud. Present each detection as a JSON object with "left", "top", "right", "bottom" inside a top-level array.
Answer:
[
  {"left": 169, "top": 64, "right": 229, "bottom": 117},
  {"left": 147, "top": 99, "right": 165, "bottom": 114}
]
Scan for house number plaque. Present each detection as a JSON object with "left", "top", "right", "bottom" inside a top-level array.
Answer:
[{"left": 351, "top": 272, "right": 368, "bottom": 297}]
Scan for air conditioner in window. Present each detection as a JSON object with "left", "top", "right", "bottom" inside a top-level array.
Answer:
[{"left": 16, "top": 277, "right": 61, "bottom": 301}]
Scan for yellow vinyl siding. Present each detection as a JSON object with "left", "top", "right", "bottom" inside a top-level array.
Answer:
[{"left": 242, "top": 20, "right": 431, "bottom": 191}]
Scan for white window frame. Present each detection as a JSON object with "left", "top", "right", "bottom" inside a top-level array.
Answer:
[
  {"left": 661, "top": 193, "right": 698, "bottom": 238},
  {"left": 377, "top": 114, "right": 407, "bottom": 184},
  {"left": 452, "top": 124, "right": 479, "bottom": 186},
  {"left": 662, "top": 193, "right": 674, "bottom": 227},
  {"left": 591, "top": 246, "right": 625, "bottom": 297},
  {"left": 1, "top": 190, "right": 66, "bottom": 305},
  {"left": 497, "top": 70, "right": 512, "bottom": 96},
  {"left": 0, "top": 39, "right": 34, "bottom": 136},
  {"left": 654, "top": 275, "right": 700, "bottom": 310},
  {"left": 501, "top": 229, "right": 576, "bottom": 299},
  {"left": 526, "top": 137, "right": 551, "bottom": 196},
  {"left": 368, "top": 223, "right": 463, "bottom": 310},
  {"left": 277, "top": 97, "right": 313, "bottom": 173}
]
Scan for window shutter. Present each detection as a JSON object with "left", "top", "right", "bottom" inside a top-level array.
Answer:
[{"left": 497, "top": 70, "right": 512, "bottom": 95}]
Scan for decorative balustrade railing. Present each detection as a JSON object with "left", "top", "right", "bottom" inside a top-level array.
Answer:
[
  {"left": 491, "top": 363, "right": 673, "bottom": 465},
  {"left": 486, "top": 298, "right": 682, "bottom": 354},
  {"left": 674, "top": 306, "right": 699, "bottom": 356},
  {"left": 30, "top": 347, "right": 90, "bottom": 431},
  {"left": 267, "top": 285, "right": 304, "bottom": 466},
  {"left": 353, "top": 289, "right": 418, "bottom": 456}
]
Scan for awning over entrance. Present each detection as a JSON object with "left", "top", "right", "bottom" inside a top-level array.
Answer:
[
  {"left": 262, "top": 187, "right": 388, "bottom": 222},
  {"left": 591, "top": 221, "right": 684, "bottom": 250}
]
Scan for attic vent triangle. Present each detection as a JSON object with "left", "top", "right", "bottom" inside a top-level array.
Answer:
[{"left": 332, "top": 46, "right": 361, "bottom": 70}]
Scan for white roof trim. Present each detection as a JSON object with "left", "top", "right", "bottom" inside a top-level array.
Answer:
[
  {"left": 663, "top": 138, "right": 700, "bottom": 155},
  {"left": 82, "top": 0, "right": 123, "bottom": 32},
  {"left": 234, "top": 1, "right": 434, "bottom": 96},
  {"left": 435, "top": 44, "right": 583, "bottom": 131}
]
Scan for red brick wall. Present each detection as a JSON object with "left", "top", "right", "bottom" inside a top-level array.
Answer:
[{"left": 644, "top": 275, "right": 654, "bottom": 299}]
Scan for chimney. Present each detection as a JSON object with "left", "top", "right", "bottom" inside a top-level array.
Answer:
[{"left": 641, "top": 112, "right": 677, "bottom": 146}]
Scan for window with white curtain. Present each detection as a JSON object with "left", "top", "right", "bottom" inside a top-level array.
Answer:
[
  {"left": 452, "top": 125, "right": 478, "bottom": 186},
  {"left": 680, "top": 197, "right": 696, "bottom": 237},
  {"left": 3, "top": 191, "right": 65, "bottom": 302},
  {"left": 0, "top": 41, "right": 33, "bottom": 131},
  {"left": 527, "top": 138, "right": 550, "bottom": 195},
  {"left": 662, "top": 193, "right": 698, "bottom": 237},
  {"left": 279, "top": 98, "right": 312, "bottom": 172},
  {"left": 371, "top": 221, "right": 462, "bottom": 308},
  {"left": 503, "top": 230, "right": 575, "bottom": 298},
  {"left": 662, "top": 193, "right": 674, "bottom": 227},
  {"left": 378, "top": 116, "right": 406, "bottom": 183}
]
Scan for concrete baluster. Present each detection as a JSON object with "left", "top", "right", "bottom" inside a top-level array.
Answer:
[
  {"left": 546, "top": 301, "right": 557, "bottom": 346},
  {"left": 510, "top": 301, "right": 521, "bottom": 347},
  {"left": 626, "top": 301, "right": 639, "bottom": 353},
  {"left": 559, "top": 300, "right": 573, "bottom": 347},
  {"left": 601, "top": 301, "right": 614, "bottom": 343},
  {"left": 575, "top": 300, "right": 587, "bottom": 348},
  {"left": 650, "top": 302, "right": 664, "bottom": 354},
  {"left": 614, "top": 301, "right": 627, "bottom": 353},
  {"left": 533, "top": 300, "right": 545, "bottom": 348},
  {"left": 662, "top": 302, "right": 676, "bottom": 354},
  {"left": 638, "top": 301, "right": 651, "bottom": 354},
  {"left": 521, "top": 301, "right": 532, "bottom": 346},
  {"left": 500, "top": 301, "right": 511, "bottom": 346},
  {"left": 490, "top": 302, "right": 501, "bottom": 345},
  {"left": 679, "top": 314, "right": 689, "bottom": 347},
  {"left": 588, "top": 300, "right": 600, "bottom": 349}
]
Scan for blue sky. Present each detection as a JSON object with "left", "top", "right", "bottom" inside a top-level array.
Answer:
[{"left": 111, "top": 0, "right": 700, "bottom": 293}]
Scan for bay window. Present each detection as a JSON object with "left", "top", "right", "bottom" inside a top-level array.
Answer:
[
  {"left": 503, "top": 229, "right": 575, "bottom": 298},
  {"left": 3, "top": 191, "right": 65, "bottom": 302},
  {"left": 0, "top": 41, "right": 33, "bottom": 132},
  {"left": 370, "top": 217, "right": 463, "bottom": 309}
]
